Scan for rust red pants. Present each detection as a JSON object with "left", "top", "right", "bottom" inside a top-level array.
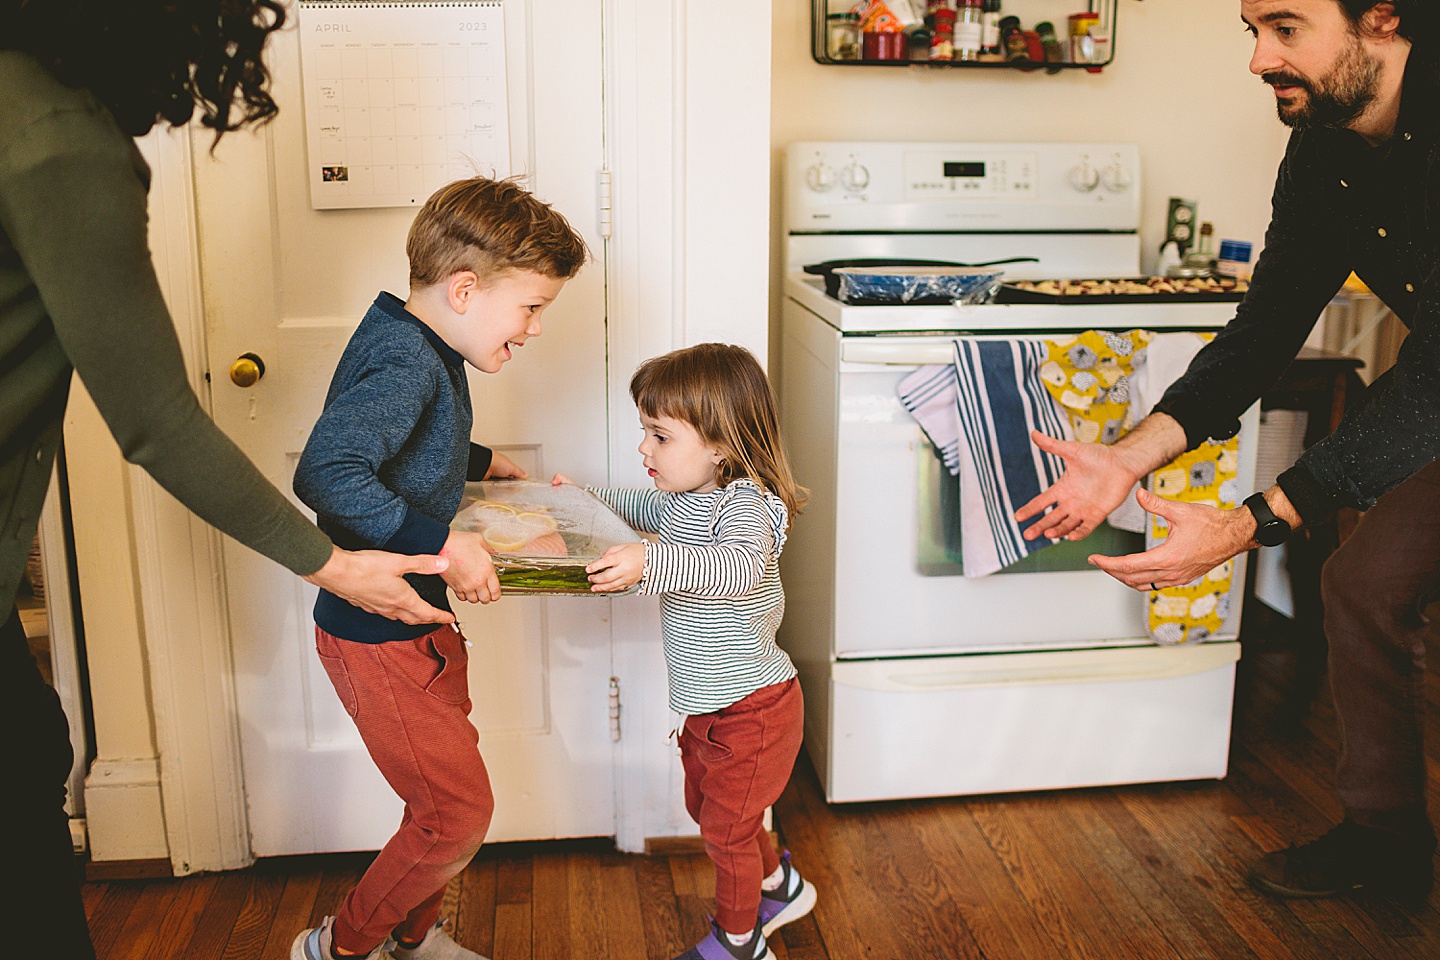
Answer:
[
  {"left": 316, "top": 625, "right": 494, "bottom": 954},
  {"left": 679, "top": 678, "right": 804, "bottom": 935}
]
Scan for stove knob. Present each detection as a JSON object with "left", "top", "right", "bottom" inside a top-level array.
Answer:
[
  {"left": 1102, "top": 161, "right": 1134, "bottom": 193},
  {"left": 841, "top": 162, "right": 871, "bottom": 192},
  {"left": 1069, "top": 160, "right": 1099, "bottom": 193},
  {"left": 806, "top": 162, "right": 837, "bottom": 192}
]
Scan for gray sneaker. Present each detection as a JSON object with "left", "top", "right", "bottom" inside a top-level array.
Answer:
[
  {"left": 290, "top": 916, "right": 388, "bottom": 960},
  {"left": 390, "top": 918, "right": 490, "bottom": 960},
  {"left": 757, "top": 851, "right": 816, "bottom": 937}
]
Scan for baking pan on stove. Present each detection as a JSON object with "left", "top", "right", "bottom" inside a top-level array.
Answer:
[
  {"left": 997, "top": 277, "right": 1248, "bottom": 305},
  {"left": 804, "top": 256, "right": 1038, "bottom": 300}
]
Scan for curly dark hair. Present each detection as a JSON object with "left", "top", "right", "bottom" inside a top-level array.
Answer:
[{"left": 0, "top": 0, "right": 287, "bottom": 139}]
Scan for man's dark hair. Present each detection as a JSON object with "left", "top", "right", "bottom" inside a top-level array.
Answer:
[
  {"left": 1339, "top": 1, "right": 1430, "bottom": 43},
  {"left": 0, "top": 0, "right": 287, "bottom": 139}
]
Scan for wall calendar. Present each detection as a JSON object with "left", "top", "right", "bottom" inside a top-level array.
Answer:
[{"left": 296, "top": 1, "right": 511, "bottom": 210}]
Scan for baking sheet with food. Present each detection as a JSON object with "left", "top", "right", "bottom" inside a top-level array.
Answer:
[
  {"left": 450, "top": 479, "right": 642, "bottom": 596},
  {"left": 997, "top": 276, "right": 1248, "bottom": 304}
]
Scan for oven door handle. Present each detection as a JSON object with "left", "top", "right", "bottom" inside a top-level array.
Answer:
[
  {"left": 841, "top": 340, "right": 958, "bottom": 365},
  {"left": 832, "top": 643, "right": 1239, "bottom": 692}
]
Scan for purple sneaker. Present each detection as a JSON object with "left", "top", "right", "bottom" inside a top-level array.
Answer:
[
  {"left": 757, "top": 851, "right": 816, "bottom": 937},
  {"left": 669, "top": 918, "right": 773, "bottom": 960}
]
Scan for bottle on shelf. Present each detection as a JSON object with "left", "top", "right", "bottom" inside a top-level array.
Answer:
[
  {"left": 954, "top": 0, "right": 984, "bottom": 62},
  {"left": 1035, "top": 21, "right": 1063, "bottom": 73},
  {"left": 998, "top": 14, "right": 1029, "bottom": 61},
  {"left": 980, "top": 0, "right": 1003, "bottom": 59},
  {"left": 826, "top": 12, "right": 862, "bottom": 61},
  {"left": 927, "top": 3, "right": 957, "bottom": 61}
]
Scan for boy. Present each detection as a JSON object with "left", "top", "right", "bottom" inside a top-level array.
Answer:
[{"left": 290, "top": 176, "right": 586, "bottom": 960}]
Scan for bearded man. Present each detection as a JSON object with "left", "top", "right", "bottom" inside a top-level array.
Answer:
[{"left": 1016, "top": 0, "right": 1439, "bottom": 902}]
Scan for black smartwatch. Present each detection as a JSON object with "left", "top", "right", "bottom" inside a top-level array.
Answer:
[{"left": 1244, "top": 492, "right": 1291, "bottom": 547}]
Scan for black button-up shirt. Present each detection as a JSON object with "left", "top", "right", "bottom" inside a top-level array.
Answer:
[{"left": 1153, "top": 45, "right": 1440, "bottom": 523}]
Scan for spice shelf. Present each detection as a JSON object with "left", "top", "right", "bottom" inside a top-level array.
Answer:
[{"left": 812, "top": 0, "right": 1119, "bottom": 70}]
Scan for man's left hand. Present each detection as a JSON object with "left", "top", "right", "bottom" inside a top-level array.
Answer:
[{"left": 1088, "top": 488, "right": 1257, "bottom": 590}]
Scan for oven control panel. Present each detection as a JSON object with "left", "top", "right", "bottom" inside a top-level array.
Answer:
[
  {"left": 787, "top": 141, "right": 1141, "bottom": 234},
  {"left": 902, "top": 150, "right": 1039, "bottom": 198}
]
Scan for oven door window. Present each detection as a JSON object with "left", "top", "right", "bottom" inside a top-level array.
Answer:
[{"left": 916, "top": 440, "right": 1143, "bottom": 576}]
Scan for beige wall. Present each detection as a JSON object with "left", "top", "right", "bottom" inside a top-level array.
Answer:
[{"left": 769, "top": 0, "right": 1294, "bottom": 354}]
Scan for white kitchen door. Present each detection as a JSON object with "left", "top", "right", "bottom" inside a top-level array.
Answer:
[{"left": 190, "top": 0, "right": 615, "bottom": 856}]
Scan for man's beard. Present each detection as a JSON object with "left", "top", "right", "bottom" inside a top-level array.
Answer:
[{"left": 1264, "top": 34, "right": 1381, "bottom": 129}]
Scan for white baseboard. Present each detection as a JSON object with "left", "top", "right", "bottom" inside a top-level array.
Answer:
[{"left": 84, "top": 758, "right": 170, "bottom": 862}]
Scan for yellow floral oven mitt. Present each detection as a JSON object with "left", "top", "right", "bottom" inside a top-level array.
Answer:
[{"left": 1040, "top": 330, "right": 1240, "bottom": 646}]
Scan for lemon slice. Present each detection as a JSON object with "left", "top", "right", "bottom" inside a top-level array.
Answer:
[
  {"left": 514, "top": 511, "right": 559, "bottom": 532},
  {"left": 482, "top": 520, "right": 535, "bottom": 553},
  {"left": 467, "top": 501, "right": 518, "bottom": 524}
]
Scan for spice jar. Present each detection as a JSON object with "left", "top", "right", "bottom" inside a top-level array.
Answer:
[
  {"left": 827, "top": 12, "right": 862, "bottom": 61},
  {"left": 1035, "top": 20, "right": 1062, "bottom": 71},
  {"left": 981, "top": 0, "right": 1002, "bottom": 56},
  {"left": 1068, "top": 12, "right": 1100, "bottom": 38},
  {"left": 906, "top": 26, "right": 933, "bottom": 61},
  {"left": 954, "top": 0, "right": 984, "bottom": 62},
  {"left": 863, "top": 29, "right": 907, "bottom": 61},
  {"left": 1067, "top": 12, "right": 1100, "bottom": 63},
  {"left": 1022, "top": 29, "right": 1044, "bottom": 63},
  {"left": 998, "top": 15, "right": 1029, "bottom": 61},
  {"left": 927, "top": 6, "right": 957, "bottom": 61}
]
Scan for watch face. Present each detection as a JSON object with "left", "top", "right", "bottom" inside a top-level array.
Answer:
[{"left": 1257, "top": 519, "right": 1289, "bottom": 547}]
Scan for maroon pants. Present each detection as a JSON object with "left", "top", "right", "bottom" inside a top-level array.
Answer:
[
  {"left": 1322, "top": 458, "right": 1440, "bottom": 833},
  {"left": 679, "top": 678, "right": 804, "bottom": 935},
  {"left": 316, "top": 625, "right": 494, "bottom": 954}
]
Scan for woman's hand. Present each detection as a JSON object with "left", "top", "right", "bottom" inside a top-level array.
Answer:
[{"left": 304, "top": 546, "right": 456, "bottom": 624}]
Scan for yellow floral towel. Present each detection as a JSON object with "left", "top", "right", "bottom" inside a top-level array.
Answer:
[{"left": 1041, "top": 330, "right": 1240, "bottom": 646}]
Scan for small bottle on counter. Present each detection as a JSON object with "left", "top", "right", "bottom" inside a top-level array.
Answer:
[
  {"left": 999, "top": 15, "right": 1029, "bottom": 61},
  {"left": 1158, "top": 240, "right": 1183, "bottom": 277},
  {"left": 1179, "top": 222, "right": 1217, "bottom": 276},
  {"left": 1216, "top": 239, "right": 1254, "bottom": 279},
  {"left": 980, "top": 0, "right": 1003, "bottom": 57},
  {"left": 954, "top": 0, "right": 984, "bottom": 62}
]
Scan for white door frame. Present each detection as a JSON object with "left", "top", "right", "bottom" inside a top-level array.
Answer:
[{"left": 136, "top": 0, "right": 773, "bottom": 872}]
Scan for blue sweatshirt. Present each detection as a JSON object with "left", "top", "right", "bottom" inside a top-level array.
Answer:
[{"left": 295, "top": 291, "right": 490, "bottom": 642}]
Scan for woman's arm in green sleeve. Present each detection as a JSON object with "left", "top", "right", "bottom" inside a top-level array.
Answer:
[{"left": 0, "top": 110, "right": 332, "bottom": 575}]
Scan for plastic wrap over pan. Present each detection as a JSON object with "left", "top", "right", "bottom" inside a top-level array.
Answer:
[{"left": 451, "top": 479, "right": 642, "bottom": 595}]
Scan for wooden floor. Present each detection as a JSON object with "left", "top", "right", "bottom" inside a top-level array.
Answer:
[{"left": 83, "top": 631, "right": 1440, "bottom": 960}]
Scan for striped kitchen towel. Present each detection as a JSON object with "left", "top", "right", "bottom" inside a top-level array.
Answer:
[{"left": 898, "top": 339, "right": 1073, "bottom": 577}]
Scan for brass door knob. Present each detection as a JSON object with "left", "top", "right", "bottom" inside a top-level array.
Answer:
[{"left": 229, "top": 353, "right": 266, "bottom": 388}]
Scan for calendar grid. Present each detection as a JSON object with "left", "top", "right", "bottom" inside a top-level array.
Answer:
[{"left": 298, "top": 1, "right": 510, "bottom": 209}]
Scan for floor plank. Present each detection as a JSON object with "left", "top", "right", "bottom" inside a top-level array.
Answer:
[{"left": 82, "top": 628, "right": 1440, "bottom": 960}]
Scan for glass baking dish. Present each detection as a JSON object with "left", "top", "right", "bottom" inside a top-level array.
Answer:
[{"left": 450, "top": 479, "right": 642, "bottom": 596}]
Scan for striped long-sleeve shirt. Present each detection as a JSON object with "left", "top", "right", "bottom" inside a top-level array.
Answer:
[{"left": 588, "top": 479, "right": 797, "bottom": 714}]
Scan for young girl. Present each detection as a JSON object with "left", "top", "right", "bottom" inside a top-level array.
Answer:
[{"left": 555, "top": 342, "right": 815, "bottom": 960}]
